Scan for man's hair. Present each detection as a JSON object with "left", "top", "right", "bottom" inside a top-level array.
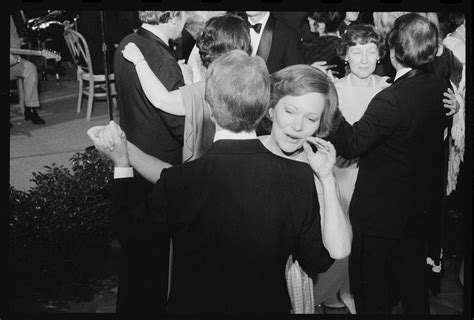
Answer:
[
  {"left": 205, "top": 50, "right": 270, "bottom": 132},
  {"left": 268, "top": 65, "right": 342, "bottom": 138},
  {"left": 138, "top": 11, "right": 182, "bottom": 25},
  {"left": 309, "top": 12, "right": 342, "bottom": 33},
  {"left": 336, "top": 23, "right": 386, "bottom": 59},
  {"left": 197, "top": 14, "right": 252, "bottom": 68},
  {"left": 387, "top": 13, "right": 438, "bottom": 68}
]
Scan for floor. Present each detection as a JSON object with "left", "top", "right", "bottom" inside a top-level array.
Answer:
[{"left": 9, "top": 62, "right": 467, "bottom": 315}]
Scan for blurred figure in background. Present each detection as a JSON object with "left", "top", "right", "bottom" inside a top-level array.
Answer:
[
  {"left": 10, "top": 15, "right": 45, "bottom": 125},
  {"left": 337, "top": 11, "right": 360, "bottom": 35},
  {"left": 304, "top": 12, "right": 345, "bottom": 78}
]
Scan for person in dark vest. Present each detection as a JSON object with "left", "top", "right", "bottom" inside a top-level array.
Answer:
[{"left": 112, "top": 10, "right": 186, "bottom": 314}]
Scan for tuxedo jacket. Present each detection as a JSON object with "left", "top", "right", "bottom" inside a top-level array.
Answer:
[
  {"left": 332, "top": 67, "right": 449, "bottom": 239},
  {"left": 256, "top": 14, "right": 304, "bottom": 74},
  {"left": 112, "top": 139, "right": 333, "bottom": 313},
  {"left": 114, "top": 28, "right": 185, "bottom": 167}
]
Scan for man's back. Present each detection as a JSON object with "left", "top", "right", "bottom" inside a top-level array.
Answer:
[
  {"left": 114, "top": 29, "right": 185, "bottom": 165},
  {"left": 265, "top": 15, "right": 304, "bottom": 74},
  {"left": 349, "top": 69, "right": 448, "bottom": 238},
  {"left": 112, "top": 27, "right": 186, "bottom": 314},
  {"left": 113, "top": 139, "right": 333, "bottom": 313}
]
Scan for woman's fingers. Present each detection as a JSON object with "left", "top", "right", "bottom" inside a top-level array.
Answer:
[
  {"left": 302, "top": 141, "right": 314, "bottom": 156},
  {"left": 305, "top": 136, "right": 332, "bottom": 151}
]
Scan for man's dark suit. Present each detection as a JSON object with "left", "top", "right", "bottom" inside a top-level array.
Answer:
[
  {"left": 332, "top": 67, "right": 449, "bottom": 314},
  {"left": 256, "top": 13, "right": 304, "bottom": 75},
  {"left": 112, "top": 139, "right": 334, "bottom": 313},
  {"left": 113, "top": 27, "right": 185, "bottom": 313}
]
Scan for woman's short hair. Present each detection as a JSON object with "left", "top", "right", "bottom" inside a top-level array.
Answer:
[
  {"left": 138, "top": 11, "right": 182, "bottom": 25},
  {"left": 268, "top": 65, "right": 342, "bottom": 138},
  {"left": 336, "top": 23, "right": 386, "bottom": 59},
  {"left": 205, "top": 50, "right": 270, "bottom": 132},
  {"left": 387, "top": 13, "right": 439, "bottom": 68},
  {"left": 309, "top": 12, "right": 342, "bottom": 33},
  {"left": 197, "top": 14, "right": 252, "bottom": 68}
]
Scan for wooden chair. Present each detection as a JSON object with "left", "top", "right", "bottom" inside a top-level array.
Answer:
[{"left": 63, "top": 28, "right": 116, "bottom": 121}]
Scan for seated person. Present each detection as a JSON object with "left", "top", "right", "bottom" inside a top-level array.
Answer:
[{"left": 10, "top": 15, "right": 45, "bottom": 125}]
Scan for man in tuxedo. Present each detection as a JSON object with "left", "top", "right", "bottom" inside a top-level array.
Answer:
[
  {"left": 246, "top": 11, "right": 304, "bottom": 74},
  {"left": 89, "top": 50, "right": 333, "bottom": 313},
  {"left": 331, "top": 14, "right": 449, "bottom": 314},
  {"left": 113, "top": 10, "right": 186, "bottom": 313}
]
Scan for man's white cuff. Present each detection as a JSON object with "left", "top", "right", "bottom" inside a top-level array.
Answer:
[{"left": 114, "top": 167, "right": 134, "bottom": 179}]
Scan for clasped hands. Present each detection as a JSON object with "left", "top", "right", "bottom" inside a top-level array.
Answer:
[{"left": 87, "top": 121, "right": 130, "bottom": 167}]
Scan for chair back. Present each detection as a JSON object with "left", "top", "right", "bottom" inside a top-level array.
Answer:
[{"left": 63, "top": 28, "right": 93, "bottom": 75}]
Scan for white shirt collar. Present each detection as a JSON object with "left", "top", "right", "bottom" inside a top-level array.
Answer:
[
  {"left": 248, "top": 12, "right": 270, "bottom": 56},
  {"left": 213, "top": 129, "right": 257, "bottom": 142},
  {"left": 141, "top": 23, "right": 169, "bottom": 46},
  {"left": 394, "top": 67, "right": 412, "bottom": 81}
]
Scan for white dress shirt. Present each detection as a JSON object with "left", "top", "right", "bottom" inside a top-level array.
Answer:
[
  {"left": 213, "top": 129, "right": 257, "bottom": 142},
  {"left": 248, "top": 12, "right": 270, "bottom": 56},
  {"left": 394, "top": 67, "right": 413, "bottom": 82}
]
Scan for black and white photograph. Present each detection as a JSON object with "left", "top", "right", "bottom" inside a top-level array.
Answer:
[{"left": 7, "top": 1, "right": 471, "bottom": 317}]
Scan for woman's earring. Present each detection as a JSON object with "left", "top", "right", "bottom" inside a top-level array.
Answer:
[
  {"left": 377, "top": 58, "right": 380, "bottom": 64},
  {"left": 344, "top": 59, "right": 348, "bottom": 65}
]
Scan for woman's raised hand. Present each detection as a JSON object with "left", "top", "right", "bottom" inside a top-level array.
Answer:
[
  {"left": 303, "top": 136, "right": 337, "bottom": 180},
  {"left": 122, "top": 42, "right": 145, "bottom": 65}
]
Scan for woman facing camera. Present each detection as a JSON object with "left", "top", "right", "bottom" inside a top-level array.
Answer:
[
  {"left": 309, "top": 23, "right": 389, "bottom": 314},
  {"left": 93, "top": 57, "right": 352, "bottom": 313},
  {"left": 259, "top": 65, "right": 352, "bottom": 313}
]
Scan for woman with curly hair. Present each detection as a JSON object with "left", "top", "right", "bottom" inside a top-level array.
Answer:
[{"left": 122, "top": 13, "right": 252, "bottom": 162}]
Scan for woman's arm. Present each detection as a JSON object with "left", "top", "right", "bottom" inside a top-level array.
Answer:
[
  {"left": 317, "top": 174, "right": 352, "bottom": 260},
  {"left": 303, "top": 137, "right": 352, "bottom": 260},
  {"left": 122, "top": 42, "right": 186, "bottom": 116},
  {"left": 127, "top": 141, "right": 172, "bottom": 183}
]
